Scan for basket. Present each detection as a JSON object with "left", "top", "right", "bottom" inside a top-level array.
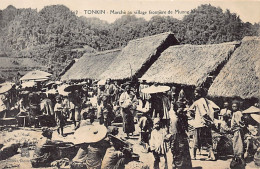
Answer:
[{"left": 58, "top": 142, "right": 77, "bottom": 160}]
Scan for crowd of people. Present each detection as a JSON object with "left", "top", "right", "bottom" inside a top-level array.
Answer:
[{"left": 0, "top": 78, "right": 259, "bottom": 169}]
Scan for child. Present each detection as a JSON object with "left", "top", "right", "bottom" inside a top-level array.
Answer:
[
  {"left": 138, "top": 111, "right": 153, "bottom": 152},
  {"left": 54, "top": 95, "right": 65, "bottom": 136},
  {"left": 149, "top": 118, "right": 168, "bottom": 169}
]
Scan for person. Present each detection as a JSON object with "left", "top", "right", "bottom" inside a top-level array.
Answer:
[
  {"left": 80, "top": 101, "right": 95, "bottom": 125},
  {"left": 149, "top": 118, "right": 168, "bottom": 169},
  {"left": 39, "top": 93, "right": 55, "bottom": 127},
  {"left": 138, "top": 80, "right": 150, "bottom": 104},
  {"left": 188, "top": 87, "right": 219, "bottom": 160},
  {"left": 100, "top": 95, "right": 114, "bottom": 127},
  {"left": 54, "top": 95, "right": 66, "bottom": 136},
  {"left": 230, "top": 100, "right": 245, "bottom": 160},
  {"left": 97, "top": 85, "right": 105, "bottom": 124},
  {"left": 28, "top": 92, "right": 41, "bottom": 128},
  {"left": 16, "top": 96, "right": 30, "bottom": 126},
  {"left": 119, "top": 84, "right": 138, "bottom": 138},
  {"left": 219, "top": 101, "right": 232, "bottom": 121},
  {"left": 169, "top": 101, "right": 192, "bottom": 169},
  {"left": 63, "top": 93, "right": 76, "bottom": 127},
  {"left": 31, "top": 128, "right": 59, "bottom": 168},
  {"left": 70, "top": 125, "right": 93, "bottom": 169},
  {"left": 244, "top": 124, "right": 260, "bottom": 159},
  {"left": 71, "top": 118, "right": 94, "bottom": 169},
  {"left": 0, "top": 94, "right": 8, "bottom": 118},
  {"left": 138, "top": 111, "right": 153, "bottom": 152},
  {"left": 101, "top": 135, "right": 132, "bottom": 169},
  {"left": 72, "top": 89, "right": 82, "bottom": 130},
  {"left": 149, "top": 92, "right": 171, "bottom": 129},
  {"left": 84, "top": 126, "right": 110, "bottom": 169},
  {"left": 113, "top": 81, "right": 122, "bottom": 105},
  {"left": 104, "top": 78, "right": 117, "bottom": 105}
]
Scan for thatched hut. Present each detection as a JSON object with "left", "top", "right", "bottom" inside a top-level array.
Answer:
[
  {"left": 141, "top": 41, "right": 239, "bottom": 87},
  {"left": 208, "top": 36, "right": 260, "bottom": 100},
  {"left": 60, "top": 49, "right": 121, "bottom": 81},
  {"left": 99, "top": 32, "right": 179, "bottom": 80}
]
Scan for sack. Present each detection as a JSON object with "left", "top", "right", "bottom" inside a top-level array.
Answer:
[{"left": 230, "top": 156, "right": 245, "bottom": 169}]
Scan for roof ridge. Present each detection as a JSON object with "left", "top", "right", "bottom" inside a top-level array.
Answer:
[
  {"left": 168, "top": 41, "right": 239, "bottom": 48},
  {"left": 83, "top": 48, "right": 122, "bottom": 57},
  {"left": 128, "top": 32, "right": 174, "bottom": 43}
]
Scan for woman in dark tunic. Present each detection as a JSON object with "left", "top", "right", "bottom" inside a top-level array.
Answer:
[{"left": 169, "top": 101, "right": 192, "bottom": 169}]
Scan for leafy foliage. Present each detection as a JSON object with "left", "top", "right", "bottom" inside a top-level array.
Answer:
[{"left": 0, "top": 4, "right": 259, "bottom": 80}]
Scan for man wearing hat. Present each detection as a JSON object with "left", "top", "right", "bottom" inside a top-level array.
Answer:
[{"left": 188, "top": 87, "right": 219, "bottom": 160}]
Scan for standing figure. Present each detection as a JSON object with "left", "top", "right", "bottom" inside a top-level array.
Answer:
[
  {"left": 230, "top": 100, "right": 246, "bottom": 169},
  {"left": 54, "top": 95, "right": 65, "bottom": 136},
  {"left": 149, "top": 118, "right": 168, "bottom": 169},
  {"left": 149, "top": 92, "right": 171, "bottom": 129},
  {"left": 72, "top": 90, "right": 82, "bottom": 130},
  {"left": 170, "top": 101, "right": 192, "bottom": 169},
  {"left": 119, "top": 84, "right": 138, "bottom": 138},
  {"left": 28, "top": 92, "right": 41, "bottom": 128},
  {"left": 104, "top": 78, "right": 117, "bottom": 105},
  {"left": 219, "top": 101, "right": 232, "bottom": 121},
  {"left": 139, "top": 110, "right": 153, "bottom": 152},
  {"left": 100, "top": 95, "right": 114, "bottom": 127},
  {"left": 63, "top": 93, "right": 76, "bottom": 127},
  {"left": 188, "top": 87, "right": 219, "bottom": 160}
]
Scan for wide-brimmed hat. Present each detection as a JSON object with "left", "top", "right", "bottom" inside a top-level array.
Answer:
[
  {"left": 57, "top": 85, "right": 70, "bottom": 96},
  {"left": 251, "top": 114, "right": 260, "bottom": 123},
  {"left": 73, "top": 125, "right": 107, "bottom": 144},
  {"left": 141, "top": 85, "right": 170, "bottom": 94},
  {"left": 0, "top": 83, "right": 13, "bottom": 94},
  {"left": 21, "top": 81, "right": 36, "bottom": 88},
  {"left": 64, "top": 84, "right": 81, "bottom": 92},
  {"left": 242, "top": 106, "right": 260, "bottom": 114}
]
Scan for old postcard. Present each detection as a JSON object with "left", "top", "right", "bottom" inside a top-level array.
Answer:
[{"left": 0, "top": 0, "right": 259, "bottom": 169}]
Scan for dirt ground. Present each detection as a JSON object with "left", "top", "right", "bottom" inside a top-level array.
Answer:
[{"left": 0, "top": 122, "right": 258, "bottom": 169}]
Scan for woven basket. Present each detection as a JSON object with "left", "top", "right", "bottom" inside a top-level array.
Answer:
[{"left": 58, "top": 143, "right": 77, "bottom": 160}]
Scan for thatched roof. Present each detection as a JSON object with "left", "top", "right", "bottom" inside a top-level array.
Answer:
[
  {"left": 141, "top": 42, "right": 239, "bottom": 86},
  {"left": 99, "top": 32, "right": 179, "bottom": 80},
  {"left": 208, "top": 36, "right": 260, "bottom": 99},
  {"left": 0, "top": 57, "right": 45, "bottom": 81},
  {"left": 60, "top": 49, "right": 121, "bottom": 81}
]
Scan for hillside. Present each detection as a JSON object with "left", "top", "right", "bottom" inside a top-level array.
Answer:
[{"left": 0, "top": 4, "right": 259, "bottom": 81}]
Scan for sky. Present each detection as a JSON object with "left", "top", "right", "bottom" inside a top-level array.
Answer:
[{"left": 0, "top": 0, "right": 260, "bottom": 24}]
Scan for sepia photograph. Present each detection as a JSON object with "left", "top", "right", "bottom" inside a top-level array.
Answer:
[{"left": 0, "top": 0, "right": 259, "bottom": 168}]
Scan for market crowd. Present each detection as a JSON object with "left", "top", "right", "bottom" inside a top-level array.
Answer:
[{"left": 0, "top": 78, "right": 259, "bottom": 169}]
